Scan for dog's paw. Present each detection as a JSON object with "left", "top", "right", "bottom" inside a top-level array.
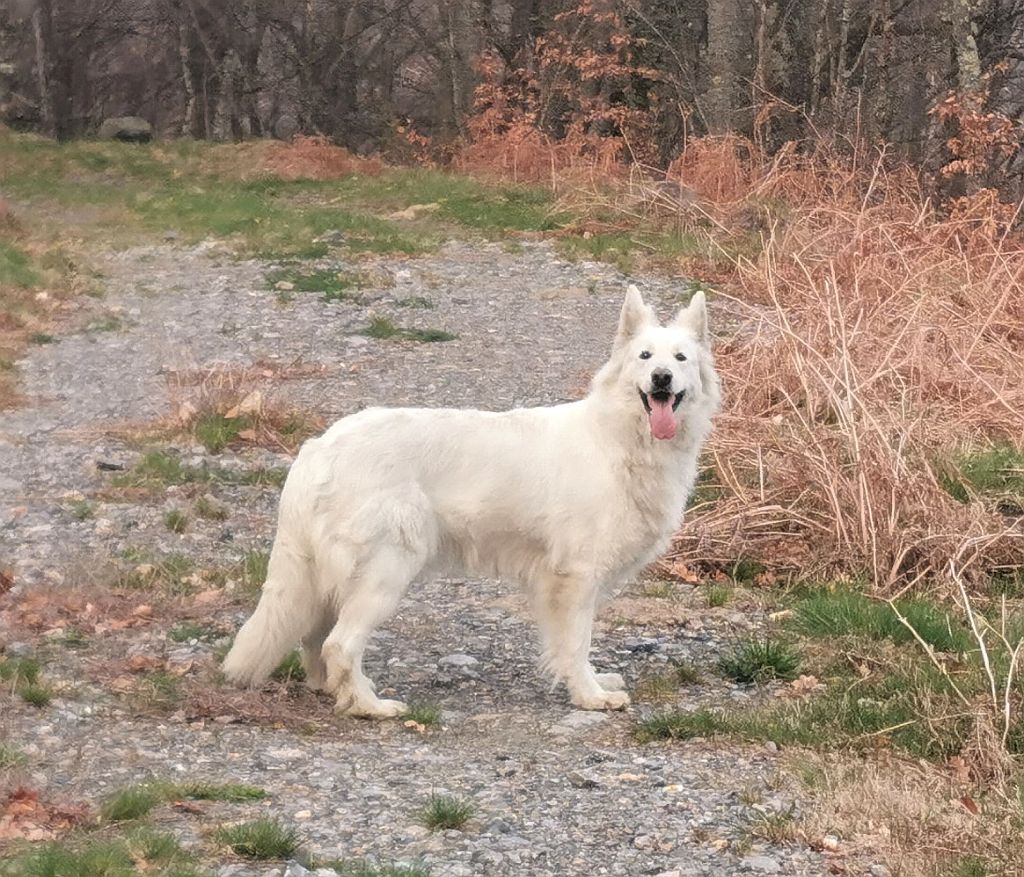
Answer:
[
  {"left": 594, "top": 672, "right": 626, "bottom": 692},
  {"left": 572, "top": 689, "right": 630, "bottom": 711},
  {"left": 341, "top": 697, "right": 408, "bottom": 719}
]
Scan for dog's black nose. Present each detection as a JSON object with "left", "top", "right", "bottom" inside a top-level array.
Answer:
[{"left": 651, "top": 368, "right": 672, "bottom": 389}]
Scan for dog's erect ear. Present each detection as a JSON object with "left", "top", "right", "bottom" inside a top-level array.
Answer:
[
  {"left": 615, "top": 284, "right": 653, "bottom": 347},
  {"left": 672, "top": 289, "right": 708, "bottom": 343}
]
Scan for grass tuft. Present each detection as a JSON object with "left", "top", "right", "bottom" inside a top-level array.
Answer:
[
  {"left": 101, "top": 782, "right": 170, "bottom": 822},
  {"left": 718, "top": 636, "right": 801, "bottom": 684},
  {"left": 358, "top": 317, "right": 456, "bottom": 343},
  {"left": 214, "top": 817, "right": 299, "bottom": 859},
  {"left": 163, "top": 509, "right": 189, "bottom": 533},
  {"left": 405, "top": 702, "right": 442, "bottom": 727},
  {"left": 18, "top": 682, "right": 54, "bottom": 707},
  {"left": 421, "top": 794, "right": 474, "bottom": 831},
  {"left": 271, "top": 650, "right": 306, "bottom": 683}
]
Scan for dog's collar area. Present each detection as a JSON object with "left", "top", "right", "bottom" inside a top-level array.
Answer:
[{"left": 639, "top": 389, "right": 685, "bottom": 413}]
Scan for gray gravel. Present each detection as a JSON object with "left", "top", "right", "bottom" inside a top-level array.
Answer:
[{"left": 0, "top": 241, "right": 828, "bottom": 875}]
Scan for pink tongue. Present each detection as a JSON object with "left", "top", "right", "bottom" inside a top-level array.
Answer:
[{"left": 648, "top": 399, "right": 676, "bottom": 440}]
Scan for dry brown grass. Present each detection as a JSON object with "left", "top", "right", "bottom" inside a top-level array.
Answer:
[
  {"left": 212, "top": 136, "right": 385, "bottom": 182},
  {"left": 795, "top": 752, "right": 1024, "bottom": 875},
  {"left": 632, "top": 137, "right": 1024, "bottom": 591}
]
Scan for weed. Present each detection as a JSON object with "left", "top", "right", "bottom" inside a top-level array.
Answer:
[
  {"left": 132, "top": 671, "right": 182, "bottom": 714},
  {"left": 112, "top": 449, "right": 286, "bottom": 489},
  {"left": 271, "top": 650, "right": 306, "bottom": 683},
  {"left": 163, "top": 509, "right": 189, "bottom": 533},
  {"left": 176, "top": 781, "right": 266, "bottom": 802},
  {"left": 29, "top": 332, "right": 54, "bottom": 345},
  {"left": 215, "top": 817, "right": 299, "bottom": 859},
  {"left": 405, "top": 703, "right": 442, "bottom": 727},
  {"left": 0, "top": 742, "right": 26, "bottom": 769},
  {"left": 193, "top": 413, "right": 246, "bottom": 453},
  {"left": 396, "top": 296, "right": 434, "bottom": 309},
  {"left": 744, "top": 803, "right": 798, "bottom": 843},
  {"left": 168, "top": 622, "right": 220, "bottom": 643},
  {"left": 87, "top": 314, "right": 124, "bottom": 332},
  {"left": 18, "top": 683, "right": 54, "bottom": 707},
  {"left": 671, "top": 658, "right": 702, "bottom": 685},
  {"left": 0, "top": 656, "right": 41, "bottom": 684},
  {"left": 68, "top": 498, "right": 95, "bottom": 520},
  {"left": 719, "top": 637, "right": 801, "bottom": 684},
  {"left": 238, "top": 549, "right": 270, "bottom": 595},
  {"left": 421, "top": 794, "right": 474, "bottom": 831},
  {"left": 636, "top": 708, "right": 723, "bottom": 743},
  {"left": 706, "top": 585, "right": 732, "bottom": 608},
  {"left": 358, "top": 317, "right": 456, "bottom": 343},
  {"left": 0, "top": 240, "right": 41, "bottom": 287},
  {"left": 101, "top": 782, "right": 172, "bottom": 821},
  {"left": 266, "top": 266, "right": 366, "bottom": 302}
]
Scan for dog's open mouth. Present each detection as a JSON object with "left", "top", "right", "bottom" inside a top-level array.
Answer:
[{"left": 639, "top": 390, "right": 685, "bottom": 441}]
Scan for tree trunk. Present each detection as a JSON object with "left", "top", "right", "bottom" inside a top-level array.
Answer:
[{"left": 704, "top": 0, "right": 752, "bottom": 133}]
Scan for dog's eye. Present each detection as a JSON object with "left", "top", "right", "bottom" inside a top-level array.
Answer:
[
  {"left": 638, "top": 351, "right": 652, "bottom": 360},
  {"left": 675, "top": 353, "right": 687, "bottom": 362}
]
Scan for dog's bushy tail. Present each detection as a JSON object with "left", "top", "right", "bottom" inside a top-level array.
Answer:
[{"left": 221, "top": 542, "right": 314, "bottom": 687}]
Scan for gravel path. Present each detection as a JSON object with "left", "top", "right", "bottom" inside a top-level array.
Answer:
[{"left": 0, "top": 241, "right": 826, "bottom": 876}]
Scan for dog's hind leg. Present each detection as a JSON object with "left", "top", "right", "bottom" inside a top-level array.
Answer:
[
  {"left": 320, "top": 501, "right": 432, "bottom": 718},
  {"left": 534, "top": 571, "right": 630, "bottom": 710},
  {"left": 300, "top": 606, "right": 336, "bottom": 692}
]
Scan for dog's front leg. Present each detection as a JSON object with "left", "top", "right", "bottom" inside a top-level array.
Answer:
[{"left": 534, "top": 571, "right": 630, "bottom": 710}]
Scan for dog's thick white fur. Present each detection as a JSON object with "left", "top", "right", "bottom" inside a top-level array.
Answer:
[{"left": 222, "top": 285, "right": 720, "bottom": 717}]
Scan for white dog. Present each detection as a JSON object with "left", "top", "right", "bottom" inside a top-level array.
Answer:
[{"left": 222, "top": 285, "right": 720, "bottom": 716}]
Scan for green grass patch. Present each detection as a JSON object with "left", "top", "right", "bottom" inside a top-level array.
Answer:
[
  {"left": 791, "top": 590, "right": 971, "bottom": 652},
  {"left": 176, "top": 781, "right": 266, "bottom": 802},
  {"left": 557, "top": 229, "right": 704, "bottom": 273},
  {"left": 68, "top": 498, "right": 95, "bottom": 520},
  {"left": 192, "top": 414, "right": 247, "bottom": 454},
  {"left": 214, "top": 817, "right": 299, "bottom": 859},
  {"left": 18, "top": 682, "right": 54, "bottom": 707},
  {"left": 168, "top": 622, "right": 220, "bottom": 643},
  {"left": 131, "top": 671, "right": 182, "bottom": 714},
  {"left": 405, "top": 703, "right": 442, "bottom": 727},
  {"left": 395, "top": 296, "right": 434, "bottom": 309},
  {"left": 706, "top": 585, "right": 731, "bottom": 608},
  {"left": 0, "top": 830, "right": 205, "bottom": 877},
  {"left": 111, "top": 450, "right": 286, "bottom": 489},
  {"left": 163, "top": 509, "right": 189, "bottom": 534},
  {"left": 718, "top": 636, "right": 801, "bottom": 684},
  {"left": 271, "top": 650, "right": 305, "bottom": 683},
  {"left": 358, "top": 316, "right": 456, "bottom": 343},
  {"left": 116, "top": 549, "right": 195, "bottom": 594},
  {"left": 193, "top": 495, "right": 228, "bottom": 521},
  {"left": 938, "top": 444, "right": 1024, "bottom": 510},
  {"left": 238, "top": 549, "right": 270, "bottom": 595},
  {"left": 421, "top": 794, "right": 473, "bottom": 831},
  {"left": 0, "top": 656, "right": 41, "bottom": 685},
  {"left": 0, "top": 742, "right": 27, "bottom": 769},
  {"left": 101, "top": 783, "right": 170, "bottom": 822},
  {"left": 266, "top": 266, "right": 367, "bottom": 302},
  {"left": 29, "top": 332, "right": 55, "bottom": 344},
  {"left": 0, "top": 240, "right": 42, "bottom": 287},
  {"left": 670, "top": 658, "right": 702, "bottom": 685}
]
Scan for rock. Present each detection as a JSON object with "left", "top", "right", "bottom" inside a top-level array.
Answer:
[
  {"left": 438, "top": 653, "right": 478, "bottom": 668},
  {"left": 549, "top": 710, "right": 608, "bottom": 734},
  {"left": 654, "top": 871, "right": 682, "bottom": 877},
  {"left": 869, "top": 866, "right": 891, "bottom": 877},
  {"left": 164, "top": 230, "right": 180, "bottom": 242},
  {"left": 764, "top": 740, "right": 779, "bottom": 753},
  {"left": 314, "top": 230, "right": 346, "bottom": 246},
  {"left": 97, "top": 116, "right": 153, "bottom": 142},
  {"left": 567, "top": 769, "right": 600, "bottom": 789},
  {"left": 821, "top": 834, "right": 840, "bottom": 851},
  {"left": 741, "top": 854, "right": 782, "bottom": 873}
]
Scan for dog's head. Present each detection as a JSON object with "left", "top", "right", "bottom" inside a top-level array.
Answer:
[{"left": 603, "top": 284, "right": 718, "bottom": 441}]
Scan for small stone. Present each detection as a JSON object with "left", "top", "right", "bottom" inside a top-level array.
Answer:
[
  {"left": 633, "top": 834, "right": 654, "bottom": 850},
  {"left": 164, "top": 230, "right": 180, "bottom": 242},
  {"left": 741, "top": 855, "right": 781, "bottom": 873},
  {"left": 567, "top": 770, "right": 600, "bottom": 789},
  {"left": 438, "top": 653, "right": 478, "bottom": 668},
  {"left": 293, "top": 809, "right": 312, "bottom": 819},
  {"left": 655, "top": 872, "right": 681, "bottom": 877},
  {"left": 869, "top": 866, "right": 891, "bottom": 877},
  {"left": 822, "top": 834, "right": 840, "bottom": 851},
  {"left": 764, "top": 740, "right": 779, "bottom": 753},
  {"left": 283, "top": 863, "right": 312, "bottom": 877}
]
